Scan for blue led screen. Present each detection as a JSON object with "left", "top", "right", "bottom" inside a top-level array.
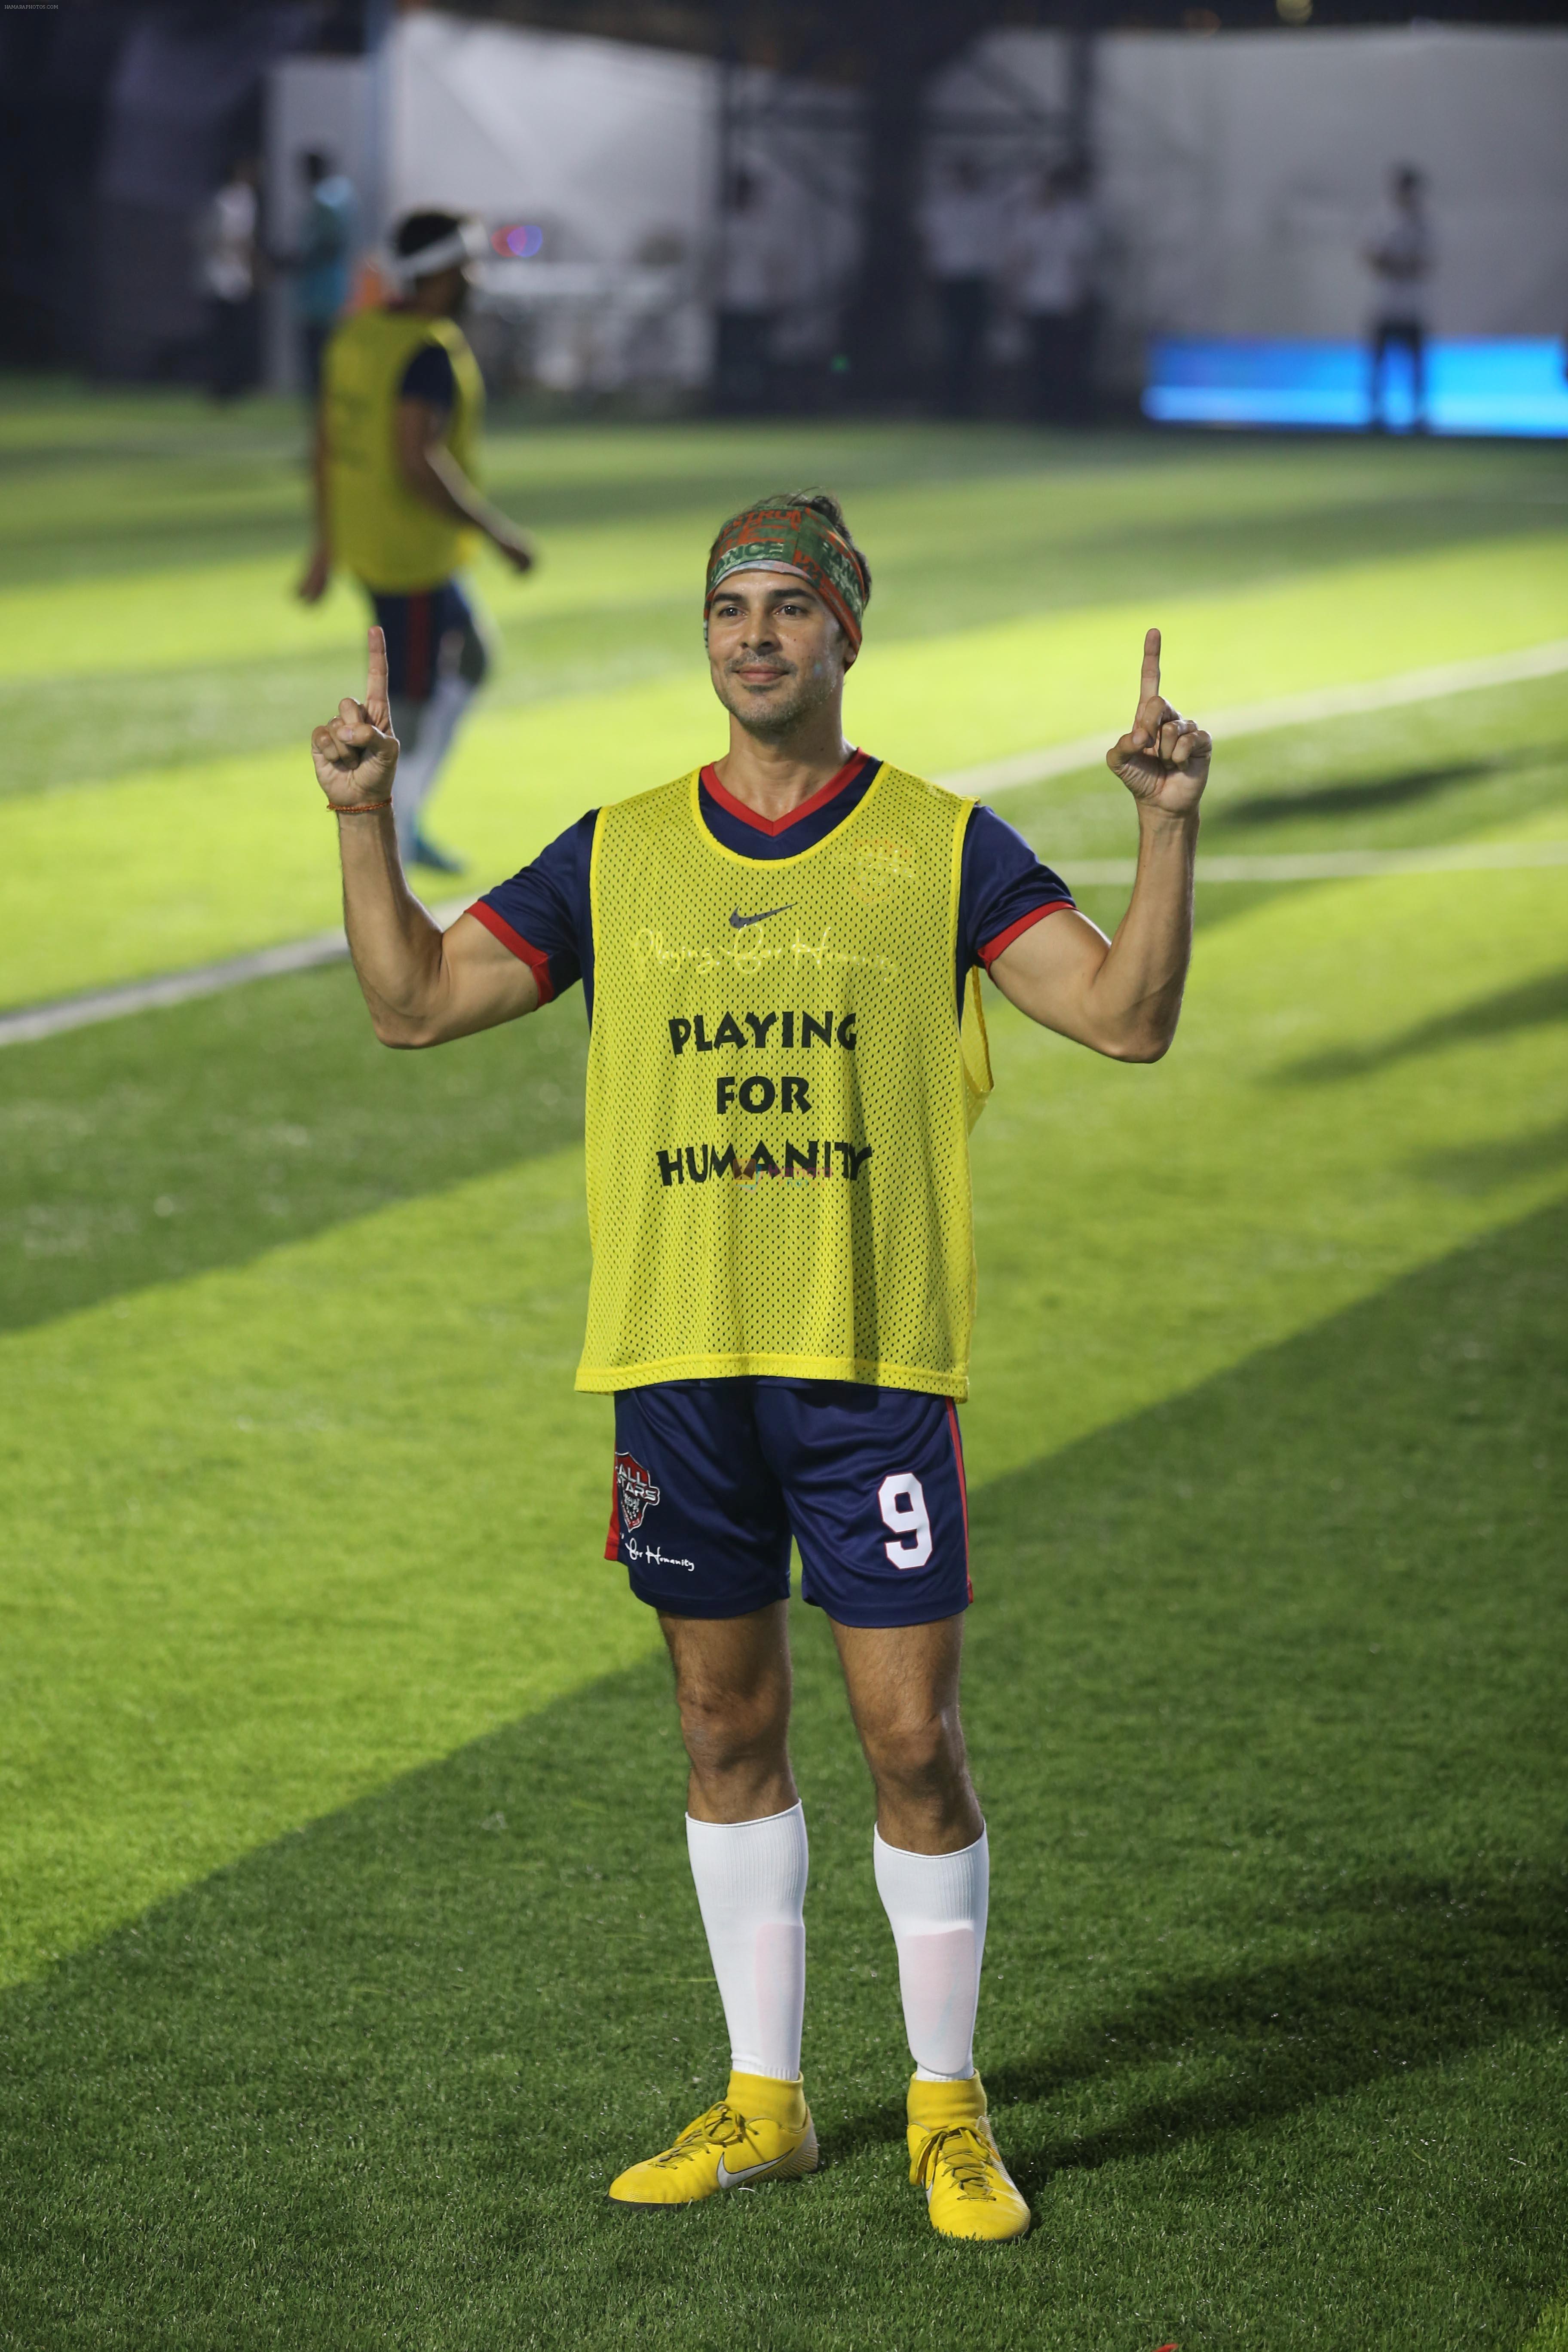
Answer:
[{"left": 1144, "top": 338, "right": 1568, "bottom": 438}]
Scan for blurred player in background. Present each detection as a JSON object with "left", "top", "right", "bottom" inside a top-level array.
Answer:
[
  {"left": 1364, "top": 164, "right": 1434, "bottom": 433},
  {"left": 920, "top": 157, "right": 999, "bottom": 419},
  {"left": 1010, "top": 161, "right": 1097, "bottom": 426},
  {"left": 299, "top": 209, "right": 535, "bottom": 873},
  {"left": 196, "top": 156, "right": 262, "bottom": 403},
  {"left": 308, "top": 490, "right": 1210, "bottom": 2244},
  {"left": 288, "top": 150, "right": 357, "bottom": 400},
  {"left": 713, "top": 168, "right": 787, "bottom": 415}
]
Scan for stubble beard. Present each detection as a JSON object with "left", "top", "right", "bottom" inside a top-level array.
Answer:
[{"left": 713, "top": 655, "right": 838, "bottom": 742}]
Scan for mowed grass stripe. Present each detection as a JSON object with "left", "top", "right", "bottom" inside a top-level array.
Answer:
[
  {"left": 3, "top": 532, "right": 1564, "bottom": 1014},
  {"left": 13, "top": 835, "right": 1568, "bottom": 1054},
  {"left": 6, "top": 431, "right": 1559, "bottom": 802},
  {"left": 0, "top": 1142, "right": 636, "bottom": 1990},
  {"left": 2, "top": 858, "right": 1564, "bottom": 1988},
  {"left": 5, "top": 679, "right": 1557, "bottom": 1355},
  {"left": 1, "top": 1206, "right": 1562, "bottom": 2349},
  {"left": 953, "top": 634, "right": 1568, "bottom": 798},
  {"left": 957, "top": 858, "right": 1568, "bottom": 1482},
  {"left": 2, "top": 397, "right": 1564, "bottom": 2342},
  {"left": 7, "top": 655, "right": 1567, "bottom": 1050},
  {"left": 0, "top": 958, "right": 587, "bottom": 1336},
  {"left": 3, "top": 410, "right": 1554, "bottom": 659}
]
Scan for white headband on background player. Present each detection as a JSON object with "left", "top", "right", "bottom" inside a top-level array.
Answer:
[{"left": 382, "top": 217, "right": 489, "bottom": 286}]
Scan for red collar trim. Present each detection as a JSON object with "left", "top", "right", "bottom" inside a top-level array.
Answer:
[{"left": 700, "top": 750, "right": 868, "bottom": 838}]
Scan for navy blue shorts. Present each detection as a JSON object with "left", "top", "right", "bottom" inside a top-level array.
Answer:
[
  {"left": 369, "top": 579, "right": 481, "bottom": 701},
  {"left": 605, "top": 1378, "right": 972, "bottom": 1628}
]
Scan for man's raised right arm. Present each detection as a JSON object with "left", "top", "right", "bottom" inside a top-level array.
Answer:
[{"left": 312, "top": 627, "right": 540, "bottom": 1047}]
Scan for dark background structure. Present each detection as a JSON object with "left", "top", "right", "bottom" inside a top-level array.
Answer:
[{"left": 2, "top": 0, "right": 1564, "bottom": 385}]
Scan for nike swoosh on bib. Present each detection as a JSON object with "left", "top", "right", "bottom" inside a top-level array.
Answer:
[{"left": 729, "top": 904, "right": 793, "bottom": 929}]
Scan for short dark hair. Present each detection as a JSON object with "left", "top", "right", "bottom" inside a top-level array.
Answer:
[
  {"left": 767, "top": 489, "right": 872, "bottom": 606},
  {"left": 394, "top": 210, "right": 466, "bottom": 263},
  {"left": 302, "top": 150, "right": 331, "bottom": 182}
]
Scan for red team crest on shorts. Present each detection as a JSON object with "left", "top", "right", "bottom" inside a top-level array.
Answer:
[{"left": 616, "top": 1452, "right": 661, "bottom": 1531}]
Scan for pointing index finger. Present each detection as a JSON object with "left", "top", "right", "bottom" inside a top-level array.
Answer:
[
  {"left": 366, "top": 625, "right": 389, "bottom": 722},
  {"left": 1140, "top": 626, "right": 1161, "bottom": 707}
]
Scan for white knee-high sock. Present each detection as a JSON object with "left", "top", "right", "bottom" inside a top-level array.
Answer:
[
  {"left": 873, "top": 1825, "right": 989, "bottom": 2081},
  {"left": 390, "top": 674, "right": 475, "bottom": 857},
  {"left": 686, "top": 1804, "right": 808, "bottom": 2082}
]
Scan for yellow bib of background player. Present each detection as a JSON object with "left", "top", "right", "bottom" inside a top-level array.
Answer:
[
  {"left": 577, "top": 764, "right": 993, "bottom": 1397},
  {"left": 322, "top": 309, "right": 483, "bottom": 592}
]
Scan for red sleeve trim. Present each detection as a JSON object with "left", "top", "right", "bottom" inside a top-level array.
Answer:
[
  {"left": 469, "top": 900, "right": 557, "bottom": 1004},
  {"left": 979, "top": 898, "right": 1075, "bottom": 971}
]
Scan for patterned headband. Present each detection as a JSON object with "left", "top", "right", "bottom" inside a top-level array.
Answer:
[{"left": 704, "top": 502, "right": 869, "bottom": 651}]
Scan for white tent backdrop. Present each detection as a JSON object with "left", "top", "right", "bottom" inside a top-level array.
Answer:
[
  {"left": 389, "top": 10, "right": 717, "bottom": 394},
  {"left": 267, "top": 16, "right": 1568, "bottom": 401},
  {"left": 389, "top": 9, "right": 715, "bottom": 269},
  {"left": 268, "top": 13, "right": 720, "bottom": 393},
  {"left": 1090, "top": 27, "right": 1568, "bottom": 387}
]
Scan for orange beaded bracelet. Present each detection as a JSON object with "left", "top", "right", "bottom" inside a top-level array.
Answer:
[{"left": 332, "top": 799, "right": 393, "bottom": 815}]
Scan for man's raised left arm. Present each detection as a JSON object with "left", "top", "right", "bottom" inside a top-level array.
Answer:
[{"left": 986, "top": 627, "right": 1208, "bottom": 1064}]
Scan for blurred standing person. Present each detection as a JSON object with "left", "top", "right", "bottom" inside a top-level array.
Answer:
[
  {"left": 919, "top": 158, "right": 997, "bottom": 419},
  {"left": 1011, "top": 163, "right": 1096, "bottom": 426},
  {"left": 299, "top": 210, "right": 536, "bottom": 874},
  {"left": 1363, "top": 165, "right": 1433, "bottom": 433},
  {"left": 714, "top": 170, "right": 786, "bottom": 414},
  {"left": 291, "top": 150, "right": 357, "bottom": 399},
  {"left": 197, "top": 158, "right": 262, "bottom": 402}
]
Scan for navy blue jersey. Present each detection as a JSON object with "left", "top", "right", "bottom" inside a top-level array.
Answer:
[
  {"left": 470, "top": 750, "right": 1074, "bottom": 1018},
  {"left": 398, "top": 340, "right": 456, "bottom": 408}
]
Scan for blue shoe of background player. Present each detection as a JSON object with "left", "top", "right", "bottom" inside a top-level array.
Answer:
[{"left": 410, "top": 834, "right": 466, "bottom": 874}]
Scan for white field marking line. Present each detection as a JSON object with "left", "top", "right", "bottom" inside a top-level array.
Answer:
[
  {"left": 6, "top": 842, "right": 1565, "bottom": 1057},
  {"left": 0, "top": 897, "right": 470, "bottom": 1050},
  {"left": 3, "top": 637, "right": 1568, "bottom": 1053},
  {"left": 1069, "top": 841, "right": 1568, "bottom": 887},
  {"left": 937, "top": 638, "right": 1568, "bottom": 799}
]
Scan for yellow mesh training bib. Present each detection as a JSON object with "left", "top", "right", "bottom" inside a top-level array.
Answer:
[
  {"left": 577, "top": 764, "right": 993, "bottom": 1398},
  {"left": 322, "top": 309, "right": 484, "bottom": 592}
]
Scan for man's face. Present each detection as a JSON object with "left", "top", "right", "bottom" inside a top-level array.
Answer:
[
  {"left": 706, "top": 570, "right": 853, "bottom": 737},
  {"left": 413, "top": 262, "right": 472, "bottom": 318}
]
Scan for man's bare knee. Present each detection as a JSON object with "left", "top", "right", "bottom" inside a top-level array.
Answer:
[
  {"left": 677, "top": 1678, "right": 788, "bottom": 1778},
  {"left": 862, "top": 1707, "right": 968, "bottom": 1807},
  {"left": 660, "top": 1603, "right": 796, "bottom": 1821}
]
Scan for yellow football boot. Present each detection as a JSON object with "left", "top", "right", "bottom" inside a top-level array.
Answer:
[
  {"left": 608, "top": 2070, "right": 818, "bottom": 2207},
  {"left": 906, "top": 2073, "right": 1032, "bottom": 2242}
]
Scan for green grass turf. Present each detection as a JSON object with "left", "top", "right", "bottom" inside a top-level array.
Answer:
[
  {"left": 2, "top": 673, "right": 1563, "bottom": 1341},
  {"left": 1, "top": 389, "right": 1565, "bottom": 2345},
  {"left": 4, "top": 850, "right": 1564, "bottom": 1990},
  {"left": 4, "top": 530, "right": 1564, "bottom": 1013},
  {"left": 0, "top": 961, "right": 589, "bottom": 1337},
  {"left": 2, "top": 1208, "right": 1564, "bottom": 2349},
  {"left": 0, "top": 389, "right": 1563, "bottom": 1007}
]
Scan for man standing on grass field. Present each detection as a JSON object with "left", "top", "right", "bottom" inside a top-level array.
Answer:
[
  {"left": 299, "top": 209, "right": 536, "bottom": 874},
  {"left": 309, "top": 493, "right": 1210, "bottom": 2242}
]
